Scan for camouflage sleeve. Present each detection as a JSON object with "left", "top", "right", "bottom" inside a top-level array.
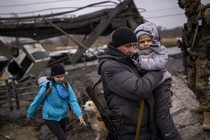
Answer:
[{"left": 204, "top": 7, "right": 210, "bottom": 26}]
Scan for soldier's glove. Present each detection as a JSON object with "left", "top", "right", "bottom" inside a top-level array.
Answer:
[
  {"left": 191, "top": 22, "right": 197, "bottom": 30},
  {"left": 200, "top": 42, "right": 210, "bottom": 59}
]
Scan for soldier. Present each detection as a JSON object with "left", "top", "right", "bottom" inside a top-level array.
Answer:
[{"left": 177, "top": 0, "right": 210, "bottom": 130}]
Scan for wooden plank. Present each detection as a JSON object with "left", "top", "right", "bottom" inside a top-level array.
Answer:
[{"left": 5, "top": 80, "right": 13, "bottom": 110}]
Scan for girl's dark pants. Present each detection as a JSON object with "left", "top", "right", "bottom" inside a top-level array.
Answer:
[{"left": 46, "top": 117, "right": 67, "bottom": 140}]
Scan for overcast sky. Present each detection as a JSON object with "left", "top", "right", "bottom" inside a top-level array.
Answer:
[{"left": 0, "top": 0, "right": 209, "bottom": 29}]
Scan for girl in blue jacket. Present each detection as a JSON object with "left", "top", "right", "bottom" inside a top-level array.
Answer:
[{"left": 27, "top": 63, "right": 86, "bottom": 140}]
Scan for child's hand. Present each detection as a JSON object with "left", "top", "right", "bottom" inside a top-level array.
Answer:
[
  {"left": 26, "top": 116, "right": 32, "bottom": 125},
  {"left": 160, "top": 68, "right": 167, "bottom": 73},
  {"left": 79, "top": 116, "right": 86, "bottom": 127}
]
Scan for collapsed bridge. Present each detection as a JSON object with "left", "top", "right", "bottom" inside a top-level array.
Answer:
[{"left": 0, "top": 0, "right": 144, "bottom": 63}]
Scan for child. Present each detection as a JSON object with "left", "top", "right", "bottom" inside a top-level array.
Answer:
[
  {"left": 134, "top": 22, "right": 181, "bottom": 140},
  {"left": 27, "top": 63, "right": 86, "bottom": 140}
]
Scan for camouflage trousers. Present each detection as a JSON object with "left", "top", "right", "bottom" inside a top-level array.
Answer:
[{"left": 187, "top": 56, "right": 210, "bottom": 109}]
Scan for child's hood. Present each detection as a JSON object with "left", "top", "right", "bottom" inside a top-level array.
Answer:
[
  {"left": 134, "top": 22, "right": 159, "bottom": 41},
  {"left": 38, "top": 76, "right": 49, "bottom": 85}
]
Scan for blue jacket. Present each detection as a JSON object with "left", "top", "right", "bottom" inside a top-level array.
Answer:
[{"left": 27, "top": 81, "right": 83, "bottom": 121}]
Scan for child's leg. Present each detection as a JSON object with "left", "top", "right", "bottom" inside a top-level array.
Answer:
[
  {"left": 59, "top": 117, "right": 67, "bottom": 133},
  {"left": 46, "top": 118, "right": 67, "bottom": 140},
  {"left": 154, "top": 79, "right": 181, "bottom": 140}
]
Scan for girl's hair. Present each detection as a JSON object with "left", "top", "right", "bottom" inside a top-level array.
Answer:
[
  {"left": 46, "top": 87, "right": 52, "bottom": 96},
  {"left": 46, "top": 79, "right": 54, "bottom": 96}
]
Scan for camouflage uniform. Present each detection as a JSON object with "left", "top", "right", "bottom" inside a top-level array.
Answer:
[{"left": 178, "top": 0, "right": 210, "bottom": 130}]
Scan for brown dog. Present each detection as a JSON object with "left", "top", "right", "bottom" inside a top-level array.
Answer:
[{"left": 83, "top": 100, "right": 108, "bottom": 140}]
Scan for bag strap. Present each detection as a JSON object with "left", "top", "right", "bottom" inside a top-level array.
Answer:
[
  {"left": 191, "top": 4, "right": 202, "bottom": 50},
  {"left": 135, "top": 99, "right": 145, "bottom": 140}
]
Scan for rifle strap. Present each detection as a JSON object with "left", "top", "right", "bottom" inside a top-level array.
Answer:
[
  {"left": 135, "top": 99, "right": 144, "bottom": 140},
  {"left": 93, "top": 77, "right": 102, "bottom": 91},
  {"left": 191, "top": 4, "right": 202, "bottom": 50},
  {"left": 93, "top": 77, "right": 145, "bottom": 140}
]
